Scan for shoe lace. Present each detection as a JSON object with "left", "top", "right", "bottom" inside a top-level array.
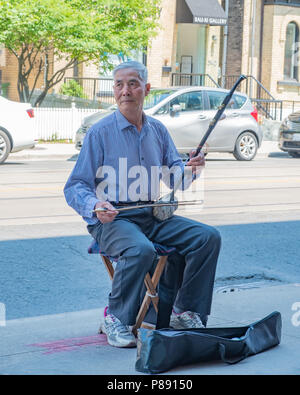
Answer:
[
  {"left": 181, "top": 311, "right": 204, "bottom": 328},
  {"left": 105, "top": 314, "right": 131, "bottom": 336}
]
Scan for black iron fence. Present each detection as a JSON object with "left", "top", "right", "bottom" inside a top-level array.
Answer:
[
  {"left": 63, "top": 74, "right": 300, "bottom": 121},
  {"left": 281, "top": 100, "right": 300, "bottom": 114},
  {"left": 220, "top": 75, "right": 286, "bottom": 120},
  {"left": 251, "top": 99, "right": 283, "bottom": 121},
  {"left": 171, "top": 73, "right": 220, "bottom": 88},
  {"left": 64, "top": 77, "right": 115, "bottom": 107},
  {"left": 171, "top": 73, "right": 284, "bottom": 120},
  {"left": 220, "top": 75, "right": 277, "bottom": 101}
]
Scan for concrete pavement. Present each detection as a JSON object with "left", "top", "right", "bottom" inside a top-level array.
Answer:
[
  {"left": 0, "top": 283, "right": 299, "bottom": 375},
  {"left": 9, "top": 142, "right": 79, "bottom": 161},
  {"left": 3, "top": 140, "right": 300, "bottom": 376},
  {"left": 8, "top": 140, "right": 284, "bottom": 161}
]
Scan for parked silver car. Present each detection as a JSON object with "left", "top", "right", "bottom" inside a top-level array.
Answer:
[
  {"left": 75, "top": 87, "right": 262, "bottom": 161},
  {"left": 278, "top": 110, "right": 300, "bottom": 157}
]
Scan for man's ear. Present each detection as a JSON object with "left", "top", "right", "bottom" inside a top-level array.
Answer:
[{"left": 145, "top": 83, "right": 151, "bottom": 96}]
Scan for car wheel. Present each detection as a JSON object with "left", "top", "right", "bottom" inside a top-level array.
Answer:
[
  {"left": 0, "top": 129, "right": 11, "bottom": 164},
  {"left": 288, "top": 151, "right": 300, "bottom": 158},
  {"left": 233, "top": 132, "right": 258, "bottom": 161}
]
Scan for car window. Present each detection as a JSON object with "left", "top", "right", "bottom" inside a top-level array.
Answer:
[
  {"left": 206, "top": 91, "right": 247, "bottom": 110},
  {"left": 207, "top": 91, "right": 227, "bottom": 110},
  {"left": 144, "top": 89, "right": 178, "bottom": 110},
  {"left": 170, "top": 91, "right": 204, "bottom": 112},
  {"left": 233, "top": 94, "right": 247, "bottom": 108}
]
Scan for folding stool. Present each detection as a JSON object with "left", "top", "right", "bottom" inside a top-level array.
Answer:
[{"left": 88, "top": 240, "right": 176, "bottom": 335}]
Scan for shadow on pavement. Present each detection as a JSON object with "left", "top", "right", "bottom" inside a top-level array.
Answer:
[
  {"left": 67, "top": 154, "right": 79, "bottom": 161},
  {"left": 1, "top": 220, "right": 300, "bottom": 320},
  {"left": 268, "top": 152, "right": 290, "bottom": 158},
  {"left": 0, "top": 234, "right": 110, "bottom": 320}
]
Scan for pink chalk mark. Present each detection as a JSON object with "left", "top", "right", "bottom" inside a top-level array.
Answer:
[{"left": 29, "top": 334, "right": 108, "bottom": 355}]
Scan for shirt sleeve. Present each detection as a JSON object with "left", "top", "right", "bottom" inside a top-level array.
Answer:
[{"left": 64, "top": 128, "right": 103, "bottom": 218}]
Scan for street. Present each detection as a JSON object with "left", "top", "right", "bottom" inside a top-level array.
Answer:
[
  {"left": 1, "top": 151, "right": 300, "bottom": 320},
  {"left": 2, "top": 0, "right": 300, "bottom": 376}
]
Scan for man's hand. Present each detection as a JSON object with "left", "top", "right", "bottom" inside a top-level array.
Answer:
[
  {"left": 94, "top": 201, "right": 119, "bottom": 224},
  {"left": 185, "top": 150, "right": 205, "bottom": 174}
]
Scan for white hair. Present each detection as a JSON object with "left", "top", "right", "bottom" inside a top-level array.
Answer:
[{"left": 113, "top": 61, "right": 148, "bottom": 83}]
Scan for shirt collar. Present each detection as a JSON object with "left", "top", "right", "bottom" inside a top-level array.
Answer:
[
  {"left": 115, "top": 109, "right": 132, "bottom": 131},
  {"left": 115, "top": 109, "right": 149, "bottom": 132}
]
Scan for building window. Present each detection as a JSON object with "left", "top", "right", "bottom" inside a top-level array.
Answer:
[{"left": 284, "top": 22, "right": 299, "bottom": 80}]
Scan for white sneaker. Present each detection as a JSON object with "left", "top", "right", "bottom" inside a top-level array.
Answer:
[
  {"left": 170, "top": 310, "right": 205, "bottom": 329},
  {"left": 99, "top": 308, "right": 136, "bottom": 348}
]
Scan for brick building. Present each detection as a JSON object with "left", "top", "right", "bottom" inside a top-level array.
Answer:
[
  {"left": 147, "top": 0, "right": 300, "bottom": 102},
  {"left": 0, "top": 0, "right": 227, "bottom": 104},
  {"left": 223, "top": 0, "right": 300, "bottom": 103},
  {"left": 2, "top": 0, "right": 300, "bottom": 108},
  {"left": 0, "top": 46, "right": 99, "bottom": 104},
  {"left": 146, "top": 0, "right": 227, "bottom": 88}
]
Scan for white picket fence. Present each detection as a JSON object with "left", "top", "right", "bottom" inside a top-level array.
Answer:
[
  {"left": 32, "top": 105, "right": 294, "bottom": 142},
  {"left": 33, "top": 105, "right": 102, "bottom": 141}
]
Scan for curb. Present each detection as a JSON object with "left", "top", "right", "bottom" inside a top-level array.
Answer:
[
  {"left": 8, "top": 141, "right": 282, "bottom": 161},
  {"left": 9, "top": 153, "right": 79, "bottom": 161}
]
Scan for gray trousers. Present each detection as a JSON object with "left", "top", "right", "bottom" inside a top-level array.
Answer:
[{"left": 88, "top": 207, "right": 221, "bottom": 326}]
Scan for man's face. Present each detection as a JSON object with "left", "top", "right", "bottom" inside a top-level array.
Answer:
[{"left": 113, "top": 68, "right": 150, "bottom": 114}]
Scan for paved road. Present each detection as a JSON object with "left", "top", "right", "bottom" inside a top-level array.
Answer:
[{"left": 1, "top": 152, "right": 300, "bottom": 320}]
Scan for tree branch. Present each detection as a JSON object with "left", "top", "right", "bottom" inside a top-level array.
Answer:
[
  {"left": 22, "top": 44, "right": 44, "bottom": 79},
  {"left": 47, "top": 58, "right": 78, "bottom": 88},
  {"left": 29, "top": 57, "right": 44, "bottom": 101},
  {"left": 33, "top": 57, "right": 79, "bottom": 106}
]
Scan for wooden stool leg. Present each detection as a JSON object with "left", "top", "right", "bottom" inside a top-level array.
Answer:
[
  {"left": 101, "top": 255, "right": 114, "bottom": 280},
  {"left": 132, "top": 255, "right": 168, "bottom": 336},
  {"left": 100, "top": 252, "right": 168, "bottom": 336},
  {"left": 144, "top": 273, "right": 159, "bottom": 312}
]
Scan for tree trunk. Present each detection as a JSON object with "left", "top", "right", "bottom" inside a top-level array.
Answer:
[
  {"left": 9, "top": 47, "right": 79, "bottom": 106},
  {"left": 33, "top": 86, "right": 50, "bottom": 107}
]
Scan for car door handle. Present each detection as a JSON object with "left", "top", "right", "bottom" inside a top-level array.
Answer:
[
  {"left": 231, "top": 112, "right": 239, "bottom": 117},
  {"left": 198, "top": 114, "right": 207, "bottom": 119}
]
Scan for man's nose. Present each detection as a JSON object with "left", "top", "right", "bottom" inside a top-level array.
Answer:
[{"left": 121, "top": 84, "right": 131, "bottom": 95}]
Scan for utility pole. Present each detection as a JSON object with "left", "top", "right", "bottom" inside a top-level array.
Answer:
[
  {"left": 250, "top": 0, "right": 257, "bottom": 98},
  {"left": 221, "top": 0, "right": 229, "bottom": 88}
]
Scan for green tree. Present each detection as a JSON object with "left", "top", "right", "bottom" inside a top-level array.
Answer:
[
  {"left": 0, "top": 0, "right": 160, "bottom": 106},
  {"left": 59, "top": 80, "right": 87, "bottom": 98}
]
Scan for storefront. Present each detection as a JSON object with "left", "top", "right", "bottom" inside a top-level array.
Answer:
[{"left": 147, "top": 0, "right": 227, "bottom": 88}]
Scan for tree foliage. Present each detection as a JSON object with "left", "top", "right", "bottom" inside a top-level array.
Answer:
[
  {"left": 59, "top": 80, "right": 87, "bottom": 98},
  {"left": 0, "top": 0, "right": 161, "bottom": 106}
]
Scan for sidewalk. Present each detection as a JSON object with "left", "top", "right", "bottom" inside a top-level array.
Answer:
[
  {"left": 8, "top": 141, "right": 284, "bottom": 161},
  {"left": 9, "top": 142, "right": 79, "bottom": 161},
  {"left": 4, "top": 140, "right": 298, "bottom": 376},
  {"left": 1, "top": 283, "right": 299, "bottom": 375}
]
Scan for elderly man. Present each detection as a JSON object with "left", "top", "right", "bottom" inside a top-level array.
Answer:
[{"left": 64, "top": 61, "right": 221, "bottom": 348}]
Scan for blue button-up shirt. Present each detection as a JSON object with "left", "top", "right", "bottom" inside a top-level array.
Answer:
[{"left": 64, "top": 109, "right": 191, "bottom": 225}]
